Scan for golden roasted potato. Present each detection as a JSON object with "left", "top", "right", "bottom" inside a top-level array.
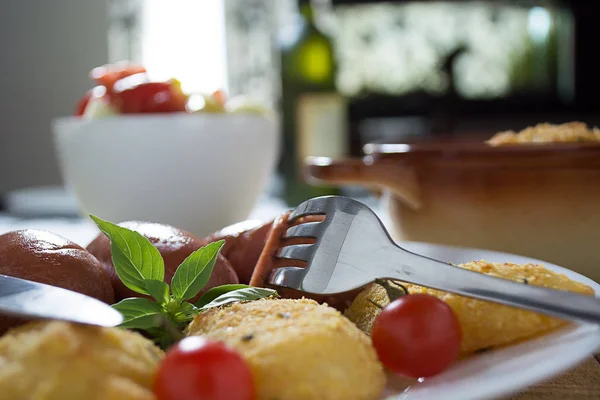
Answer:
[
  {"left": 187, "top": 298, "right": 385, "bottom": 400},
  {"left": 0, "top": 321, "right": 163, "bottom": 400},
  {"left": 345, "top": 260, "right": 594, "bottom": 356}
]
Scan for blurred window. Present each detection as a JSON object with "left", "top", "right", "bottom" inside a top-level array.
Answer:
[
  {"left": 110, "top": 0, "right": 228, "bottom": 94},
  {"left": 332, "top": 1, "right": 572, "bottom": 99}
]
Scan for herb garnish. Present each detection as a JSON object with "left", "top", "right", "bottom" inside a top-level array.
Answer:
[
  {"left": 90, "top": 215, "right": 277, "bottom": 348},
  {"left": 375, "top": 278, "right": 408, "bottom": 302},
  {"left": 241, "top": 333, "right": 254, "bottom": 342}
]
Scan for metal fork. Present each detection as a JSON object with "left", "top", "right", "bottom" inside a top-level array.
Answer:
[{"left": 268, "top": 196, "right": 600, "bottom": 325}]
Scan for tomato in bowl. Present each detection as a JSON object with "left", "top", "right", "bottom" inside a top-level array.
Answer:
[{"left": 53, "top": 62, "right": 279, "bottom": 237}]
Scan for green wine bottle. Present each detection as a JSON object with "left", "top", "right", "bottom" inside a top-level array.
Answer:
[{"left": 278, "top": 0, "right": 348, "bottom": 207}]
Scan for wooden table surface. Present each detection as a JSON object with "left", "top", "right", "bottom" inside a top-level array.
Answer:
[{"left": 509, "top": 355, "right": 600, "bottom": 399}]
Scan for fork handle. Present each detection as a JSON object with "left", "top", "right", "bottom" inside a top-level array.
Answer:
[{"left": 384, "top": 246, "right": 600, "bottom": 325}]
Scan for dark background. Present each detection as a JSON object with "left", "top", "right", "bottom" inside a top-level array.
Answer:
[{"left": 333, "top": 0, "right": 600, "bottom": 153}]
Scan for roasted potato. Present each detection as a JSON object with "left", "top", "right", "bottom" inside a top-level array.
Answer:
[
  {"left": 345, "top": 260, "right": 594, "bottom": 356},
  {"left": 87, "top": 221, "right": 238, "bottom": 302},
  {"left": 187, "top": 298, "right": 385, "bottom": 400},
  {"left": 206, "top": 219, "right": 273, "bottom": 284},
  {"left": 0, "top": 321, "right": 163, "bottom": 400},
  {"left": 0, "top": 229, "right": 115, "bottom": 333}
]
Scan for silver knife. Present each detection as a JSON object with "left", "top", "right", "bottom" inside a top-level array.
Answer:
[{"left": 0, "top": 274, "right": 123, "bottom": 327}]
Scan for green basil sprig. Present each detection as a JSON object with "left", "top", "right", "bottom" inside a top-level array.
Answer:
[{"left": 91, "top": 215, "right": 277, "bottom": 348}]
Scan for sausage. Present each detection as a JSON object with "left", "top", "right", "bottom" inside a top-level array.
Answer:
[
  {"left": 0, "top": 229, "right": 115, "bottom": 333},
  {"left": 86, "top": 221, "right": 239, "bottom": 302},
  {"left": 206, "top": 219, "right": 273, "bottom": 284},
  {"left": 250, "top": 213, "right": 361, "bottom": 311}
]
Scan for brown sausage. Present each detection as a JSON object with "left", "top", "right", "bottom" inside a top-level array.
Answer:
[
  {"left": 86, "top": 221, "right": 239, "bottom": 302},
  {"left": 206, "top": 219, "right": 273, "bottom": 284},
  {"left": 0, "top": 229, "right": 115, "bottom": 333},
  {"left": 250, "top": 213, "right": 360, "bottom": 311}
]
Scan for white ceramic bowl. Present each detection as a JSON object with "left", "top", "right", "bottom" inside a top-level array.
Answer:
[{"left": 52, "top": 113, "right": 279, "bottom": 237}]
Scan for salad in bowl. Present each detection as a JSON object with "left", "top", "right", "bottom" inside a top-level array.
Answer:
[
  {"left": 74, "top": 61, "right": 269, "bottom": 118},
  {"left": 54, "top": 62, "right": 278, "bottom": 237}
]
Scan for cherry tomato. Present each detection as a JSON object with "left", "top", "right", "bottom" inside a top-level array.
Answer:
[
  {"left": 74, "top": 90, "right": 92, "bottom": 116},
  {"left": 371, "top": 294, "right": 461, "bottom": 379},
  {"left": 74, "top": 86, "right": 109, "bottom": 116},
  {"left": 111, "top": 73, "right": 188, "bottom": 114},
  {"left": 211, "top": 89, "right": 227, "bottom": 106},
  {"left": 90, "top": 62, "right": 147, "bottom": 90},
  {"left": 153, "top": 336, "right": 255, "bottom": 400}
]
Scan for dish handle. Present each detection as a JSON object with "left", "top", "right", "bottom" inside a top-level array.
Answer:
[{"left": 304, "top": 156, "right": 422, "bottom": 210}]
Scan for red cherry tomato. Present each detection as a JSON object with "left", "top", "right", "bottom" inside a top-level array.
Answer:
[
  {"left": 74, "top": 86, "right": 109, "bottom": 116},
  {"left": 212, "top": 89, "right": 227, "bottom": 106},
  {"left": 90, "top": 62, "right": 147, "bottom": 90},
  {"left": 153, "top": 336, "right": 255, "bottom": 400},
  {"left": 110, "top": 73, "right": 188, "bottom": 114},
  {"left": 74, "top": 90, "right": 92, "bottom": 116},
  {"left": 371, "top": 294, "right": 462, "bottom": 379}
]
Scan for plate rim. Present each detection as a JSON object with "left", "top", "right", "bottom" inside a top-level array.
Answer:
[{"left": 386, "top": 241, "right": 600, "bottom": 400}]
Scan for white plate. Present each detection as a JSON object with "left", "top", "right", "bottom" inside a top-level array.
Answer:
[{"left": 383, "top": 242, "right": 600, "bottom": 400}]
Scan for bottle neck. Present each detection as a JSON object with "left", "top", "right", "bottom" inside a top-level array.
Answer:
[
  {"left": 300, "top": 3, "right": 313, "bottom": 18},
  {"left": 299, "top": 3, "right": 317, "bottom": 29}
]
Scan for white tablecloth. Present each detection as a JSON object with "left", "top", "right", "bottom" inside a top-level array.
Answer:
[
  {"left": 0, "top": 190, "right": 388, "bottom": 247},
  {"left": 0, "top": 196, "right": 290, "bottom": 246}
]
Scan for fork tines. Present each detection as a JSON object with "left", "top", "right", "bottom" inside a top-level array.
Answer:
[
  {"left": 288, "top": 196, "right": 344, "bottom": 222},
  {"left": 269, "top": 196, "right": 357, "bottom": 291}
]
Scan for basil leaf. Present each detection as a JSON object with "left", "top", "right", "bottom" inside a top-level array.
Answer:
[
  {"left": 171, "top": 240, "right": 225, "bottom": 301},
  {"left": 112, "top": 298, "right": 165, "bottom": 330},
  {"left": 91, "top": 215, "right": 165, "bottom": 295},
  {"left": 200, "top": 287, "right": 277, "bottom": 310},
  {"left": 194, "top": 284, "right": 253, "bottom": 308},
  {"left": 173, "top": 301, "right": 200, "bottom": 323},
  {"left": 145, "top": 279, "right": 170, "bottom": 305}
]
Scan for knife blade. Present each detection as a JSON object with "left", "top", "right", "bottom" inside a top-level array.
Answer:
[{"left": 0, "top": 274, "right": 123, "bottom": 327}]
